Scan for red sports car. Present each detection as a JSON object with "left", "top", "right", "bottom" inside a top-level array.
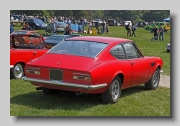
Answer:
[
  {"left": 10, "top": 30, "right": 46, "bottom": 46},
  {"left": 10, "top": 34, "right": 49, "bottom": 79},
  {"left": 22, "top": 36, "right": 163, "bottom": 104}
]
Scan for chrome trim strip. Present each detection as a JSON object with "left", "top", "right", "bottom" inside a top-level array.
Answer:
[
  {"left": 22, "top": 76, "right": 107, "bottom": 90},
  {"left": 10, "top": 65, "right": 14, "bottom": 69}
]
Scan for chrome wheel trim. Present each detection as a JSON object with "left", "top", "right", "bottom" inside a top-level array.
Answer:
[
  {"left": 153, "top": 71, "right": 159, "bottom": 87},
  {"left": 111, "top": 80, "right": 120, "bottom": 101},
  {"left": 14, "top": 64, "right": 23, "bottom": 79}
]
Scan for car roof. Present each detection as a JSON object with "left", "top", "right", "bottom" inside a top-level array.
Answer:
[{"left": 66, "top": 36, "right": 132, "bottom": 44}]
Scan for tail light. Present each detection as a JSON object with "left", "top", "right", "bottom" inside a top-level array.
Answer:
[
  {"left": 26, "top": 68, "right": 40, "bottom": 75},
  {"left": 56, "top": 25, "right": 60, "bottom": 28},
  {"left": 73, "top": 73, "right": 91, "bottom": 81}
]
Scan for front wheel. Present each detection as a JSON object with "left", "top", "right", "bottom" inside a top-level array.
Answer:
[
  {"left": 11, "top": 63, "right": 24, "bottom": 79},
  {"left": 101, "top": 76, "right": 121, "bottom": 104},
  {"left": 145, "top": 68, "right": 160, "bottom": 90}
]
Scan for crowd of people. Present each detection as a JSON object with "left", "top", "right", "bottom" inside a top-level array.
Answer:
[{"left": 10, "top": 13, "right": 166, "bottom": 41}]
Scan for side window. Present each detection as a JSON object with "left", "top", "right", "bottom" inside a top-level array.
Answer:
[
  {"left": 123, "top": 42, "right": 141, "bottom": 59},
  {"left": 110, "top": 44, "right": 126, "bottom": 59}
]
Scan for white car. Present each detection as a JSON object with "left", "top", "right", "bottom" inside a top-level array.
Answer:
[
  {"left": 166, "top": 43, "right": 170, "bottom": 53},
  {"left": 46, "top": 22, "right": 68, "bottom": 33}
]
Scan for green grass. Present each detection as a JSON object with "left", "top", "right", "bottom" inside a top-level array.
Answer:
[
  {"left": 11, "top": 26, "right": 170, "bottom": 116},
  {"left": 11, "top": 79, "right": 170, "bottom": 116}
]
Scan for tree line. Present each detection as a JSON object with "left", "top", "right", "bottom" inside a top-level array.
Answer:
[{"left": 10, "top": 10, "right": 170, "bottom": 23}]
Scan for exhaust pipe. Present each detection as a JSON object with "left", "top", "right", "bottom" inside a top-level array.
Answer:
[
  {"left": 75, "top": 91, "right": 83, "bottom": 95},
  {"left": 36, "top": 87, "right": 43, "bottom": 90}
]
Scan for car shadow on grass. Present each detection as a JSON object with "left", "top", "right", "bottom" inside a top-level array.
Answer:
[{"left": 10, "top": 85, "right": 146, "bottom": 110}]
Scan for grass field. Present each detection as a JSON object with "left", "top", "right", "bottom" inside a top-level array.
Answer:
[{"left": 11, "top": 26, "right": 170, "bottom": 116}]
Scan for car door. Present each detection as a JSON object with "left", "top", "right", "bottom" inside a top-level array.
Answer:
[{"left": 122, "top": 42, "right": 150, "bottom": 86}]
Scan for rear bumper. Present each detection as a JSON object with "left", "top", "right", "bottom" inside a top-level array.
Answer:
[{"left": 22, "top": 76, "right": 107, "bottom": 90}]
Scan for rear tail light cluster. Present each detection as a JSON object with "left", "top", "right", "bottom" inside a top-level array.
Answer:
[
  {"left": 26, "top": 68, "right": 40, "bottom": 75},
  {"left": 73, "top": 73, "right": 91, "bottom": 81}
]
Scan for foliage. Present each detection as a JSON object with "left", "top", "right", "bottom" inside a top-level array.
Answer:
[{"left": 10, "top": 10, "right": 170, "bottom": 22}]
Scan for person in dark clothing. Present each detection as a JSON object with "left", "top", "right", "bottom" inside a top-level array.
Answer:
[
  {"left": 152, "top": 26, "right": 158, "bottom": 40},
  {"left": 24, "top": 22, "right": 32, "bottom": 30},
  {"left": 64, "top": 24, "right": 71, "bottom": 35},
  {"left": 158, "top": 26, "right": 164, "bottom": 41},
  {"left": 131, "top": 24, "right": 136, "bottom": 37},
  {"left": 10, "top": 22, "right": 14, "bottom": 34},
  {"left": 125, "top": 23, "right": 131, "bottom": 37}
]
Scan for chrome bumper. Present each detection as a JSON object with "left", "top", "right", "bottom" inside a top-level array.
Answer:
[
  {"left": 10, "top": 65, "right": 14, "bottom": 69},
  {"left": 22, "top": 76, "right": 107, "bottom": 90}
]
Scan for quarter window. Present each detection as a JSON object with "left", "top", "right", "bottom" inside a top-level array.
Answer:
[
  {"left": 123, "top": 42, "right": 142, "bottom": 59},
  {"left": 110, "top": 44, "right": 126, "bottom": 59}
]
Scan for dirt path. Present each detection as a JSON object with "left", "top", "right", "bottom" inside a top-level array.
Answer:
[{"left": 159, "top": 75, "right": 170, "bottom": 88}]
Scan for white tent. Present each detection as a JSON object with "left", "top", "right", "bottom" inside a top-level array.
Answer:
[{"left": 163, "top": 17, "right": 170, "bottom": 21}]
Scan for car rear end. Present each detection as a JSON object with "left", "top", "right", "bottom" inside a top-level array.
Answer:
[
  {"left": 56, "top": 22, "right": 67, "bottom": 32},
  {"left": 22, "top": 40, "right": 109, "bottom": 94}
]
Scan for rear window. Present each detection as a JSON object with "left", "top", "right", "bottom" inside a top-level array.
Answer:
[{"left": 48, "top": 40, "right": 108, "bottom": 58}]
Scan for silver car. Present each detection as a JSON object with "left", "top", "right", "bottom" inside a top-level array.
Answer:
[
  {"left": 166, "top": 43, "right": 170, "bottom": 53},
  {"left": 46, "top": 22, "right": 68, "bottom": 33}
]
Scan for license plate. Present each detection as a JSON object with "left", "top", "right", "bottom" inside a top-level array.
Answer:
[{"left": 50, "top": 69, "right": 62, "bottom": 81}]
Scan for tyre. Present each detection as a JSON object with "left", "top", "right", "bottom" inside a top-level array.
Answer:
[
  {"left": 101, "top": 76, "right": 121, "bottom": 104},
  {"left": 145, "top": 68, "right": 160, "bottom": 90},
  {"left": 11, "top": 63, "right": 24, "bottom": 79},
  {"left": 42, "top": 88, "right": 55, "bottom": 95}
]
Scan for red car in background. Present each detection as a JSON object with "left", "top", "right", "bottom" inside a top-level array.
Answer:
[
  {"left": 10, "top": 30, "right": 47, "bottom": 46},
  {"left": 22, "top": 36, "right": 163, "bottom": 104},
  {"left": 10, "top": 34, "right": 49, "bottom": 79}
]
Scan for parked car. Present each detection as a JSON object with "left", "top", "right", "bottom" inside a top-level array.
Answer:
[
  {"left": 10, "top": 34, "right": 49, "bottom": 79},
  {"left": 45, "top": 34, "right": 81, "bottom": 49},
  {"left": 25, "top": 18, "right": 47, "bottom": 30},
  {"left": 166, "top": 43, "right": 170, "bottom": 53},
  {"left": 46, "top": 22, "right": 68, "bottom": 33},
  {"left": 22, "top": 36, "right": 163, "bottom": 104},
  {"left": 10, "top": 30, "right": 46, "bottom": 46}
]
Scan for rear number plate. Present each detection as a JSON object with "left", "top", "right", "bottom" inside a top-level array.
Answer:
[{"left": 50, "top": 69, "right": 62, "bottom": 81}]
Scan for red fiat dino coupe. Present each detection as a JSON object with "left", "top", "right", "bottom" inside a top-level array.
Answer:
[{"left": 22, "top": 36, "right": 163, "bottom": 104}]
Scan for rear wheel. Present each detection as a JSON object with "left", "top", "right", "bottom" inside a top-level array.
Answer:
[
  {"left": 145, "top": 68, "right": 160, "bottom": 90},
  {"left": 101, "top": 76, "right": 121, "bottom": 104},
  {"left": 11, "top": 63, "right": 24, "bottom": 79}
]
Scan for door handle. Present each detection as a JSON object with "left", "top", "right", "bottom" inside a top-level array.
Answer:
[{"left": 33, "top": 52, "right": 37, "bottom": 55}]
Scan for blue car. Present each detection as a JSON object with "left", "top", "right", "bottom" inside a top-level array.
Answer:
[{"left": 25, "top": 18, "right": 47, "bottom": 30}]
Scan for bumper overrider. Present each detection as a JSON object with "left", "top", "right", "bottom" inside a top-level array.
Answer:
[
  {"left": 10, "top": 65, "right": 14, "bottom": 70},
  {"left": 22, "top": 76, "right": 107, "bottom": 90}
]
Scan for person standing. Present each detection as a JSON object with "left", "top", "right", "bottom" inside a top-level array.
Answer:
[
  {"left": 158, "top": 26, "right": 164, "bottom": 41},
  {"left": 10, "top": 22, "right": 14, "bottom": 34},
  {"left": 24, "top": 22, "right": 32, "bottom": 30},
  {"left": 131, "top": 24, "right": 136, "bottom": 37},
  {"left": 152, "top": 26, "right": 158, "bottom": 40},
  {"left": 106, "top": 23, "right": 109, "bottom": 34},
  {"left": 125, "top": 22, "right": 131, "bottom": 37}
]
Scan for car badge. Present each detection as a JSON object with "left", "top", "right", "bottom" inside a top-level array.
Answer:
[{"left": 57, "top": 62, "right": 60, "bottom": 65}]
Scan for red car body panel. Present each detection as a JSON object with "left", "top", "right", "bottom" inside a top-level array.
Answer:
[
  {"left": 10, "top": 49, "right": 48, "bottom": 69},
  {"left": 23, "top": 36, "right": 163, "bottom": 94}
]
